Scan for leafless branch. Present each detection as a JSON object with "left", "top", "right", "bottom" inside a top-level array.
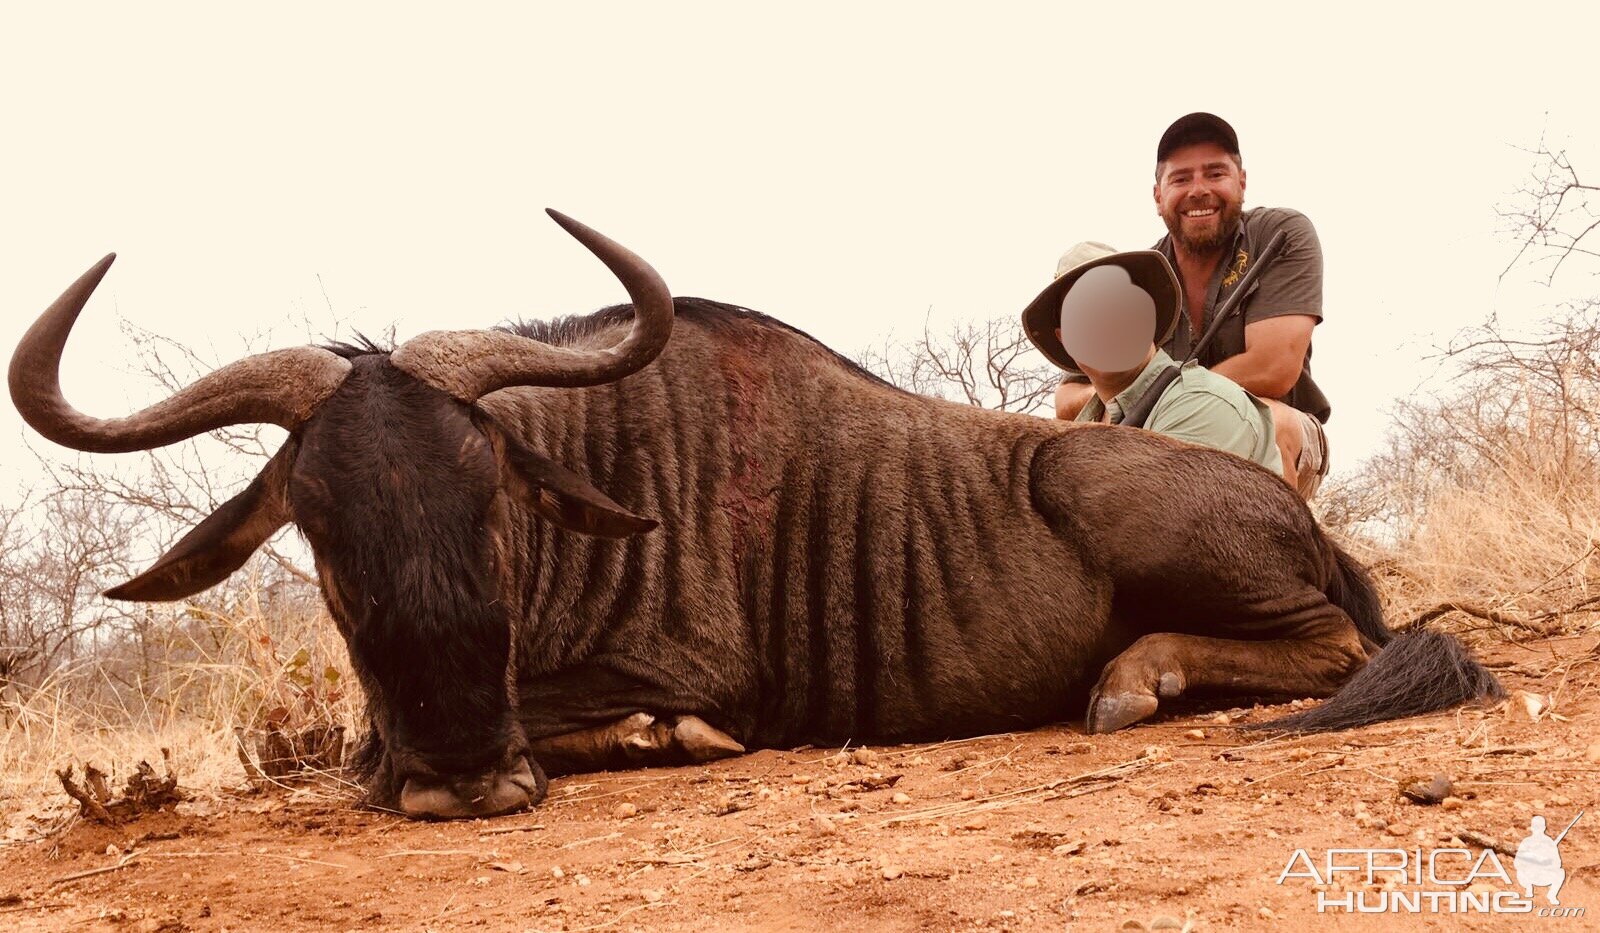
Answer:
[
  {"left": 859, "top": 313, "right": 1059, "bottom": 415},
  {"left": 1498, "top": 132, "right": 1600, "bottom": 284}
]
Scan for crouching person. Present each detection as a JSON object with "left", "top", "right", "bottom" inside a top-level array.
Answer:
[{"left": 1021, "top": 241, "right": 1286, "bottom": 481}]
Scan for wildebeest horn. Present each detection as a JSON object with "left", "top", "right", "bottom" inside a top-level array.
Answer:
[
  {"left": 8, "top": 254, "right": 353, "bottom": 454},
  {"left": 389, "top": 210, "right": 674, "bottom": 400}
]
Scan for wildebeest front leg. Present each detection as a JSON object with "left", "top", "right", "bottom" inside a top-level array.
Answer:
[
  {"left": 528, "top": 713, "right": 745, "bottom": 776},
  {"left": 1085, "top": 618, "right": 1369, "bottom": 733}
]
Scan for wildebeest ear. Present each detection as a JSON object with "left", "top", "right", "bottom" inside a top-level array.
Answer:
[
  {"left": 105, "top": 441, "right": 297, "bottom": 601},
  {"left": 498, "top": 435, "right": 657, "bottom": 538}
]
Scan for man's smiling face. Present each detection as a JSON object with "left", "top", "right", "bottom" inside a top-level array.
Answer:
[{"left": 1154, "top": 141, "right": 1246, "bottom": 254}]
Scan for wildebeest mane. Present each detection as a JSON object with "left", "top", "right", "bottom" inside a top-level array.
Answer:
[
  {"left": 320, "top": 299, "right": 903, "bottom": 393},
  {"left": 322, "top": 333, "right": 394, "bottom": 360}
]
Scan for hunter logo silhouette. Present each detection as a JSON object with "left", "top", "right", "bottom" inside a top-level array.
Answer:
[{"left": 1514, "top": 811, "right": 1582, "bottom": 905}]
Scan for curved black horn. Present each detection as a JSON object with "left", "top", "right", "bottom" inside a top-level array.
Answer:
[
  {"left": 9, "top": 254, "right": 352, "bottom": 454},
  {"left": 388, "top": 210, "right": 675, "bottom": 401}
]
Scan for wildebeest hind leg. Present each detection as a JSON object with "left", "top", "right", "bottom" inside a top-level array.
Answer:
[
  {"left": 529, "top": 713, "right": 745, "bottom": 776},
  {"left": 1085, "top": 613, "right": 1368, "bottom": 733}
]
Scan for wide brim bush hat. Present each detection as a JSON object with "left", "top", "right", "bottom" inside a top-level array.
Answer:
[{"left": 1021, "top": 242, "right": 1181, "bottom": 372}]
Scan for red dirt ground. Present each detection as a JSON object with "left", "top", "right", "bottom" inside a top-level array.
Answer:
[{"left": 3, "top": 634, "right": 1597, "bottom": 932}]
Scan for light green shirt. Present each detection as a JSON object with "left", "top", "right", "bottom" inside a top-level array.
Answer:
[{"left": 1075, "top": 349, "right": 1282, "bottom": 475}]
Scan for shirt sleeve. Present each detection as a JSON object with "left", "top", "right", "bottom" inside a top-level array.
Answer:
[
  {"left": 1245, "top": 209, "right": 1323, "bottom": 325},
  {"left": 1145, "top": 389, "right": 1267, "bottom": 464}
]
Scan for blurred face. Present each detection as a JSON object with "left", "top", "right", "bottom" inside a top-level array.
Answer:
[
  {"left": 1154, "top": 142, "right": 1246, "bottom": 254},
  {"left": 1056, "top": 264, "right": 1156, "bottom": 373}
]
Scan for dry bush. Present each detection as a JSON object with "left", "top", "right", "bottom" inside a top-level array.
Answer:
[
  {"left": 0, "top": 578, "right": 359, "bottom": 838},
  {"left": 1321, "top": 307, "right": 1600, "bottom": 637},
  {"left": 1320, "top": 135, "right": 1600, "bottom": 637},
  {"left": 0, "top": 491, "right": 141, "bottom": 687},
  {"left": 1498, "top": 133, "right": 1600, "bottom": 284},
  {"left": 2, "top": 318, "right": 361, "bottom": 837}
]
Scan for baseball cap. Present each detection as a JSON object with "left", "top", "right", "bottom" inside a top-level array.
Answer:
[{"left": 1156, "top": 112, "right": 1239, "bottom": 163}]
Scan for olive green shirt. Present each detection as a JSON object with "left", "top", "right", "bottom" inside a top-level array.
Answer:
[
  {"left": 1075, "top": 349, "right": 1283, "bottom": 475},
  {"left": 1060, "top": 207, "right": 1330, "bottom": 423}
]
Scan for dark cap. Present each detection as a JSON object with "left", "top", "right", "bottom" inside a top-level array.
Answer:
[{"left": 1156, "top": 112, "right": 1239, "bottom": 163}]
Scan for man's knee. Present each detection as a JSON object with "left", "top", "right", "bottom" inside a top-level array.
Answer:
[
  {"left": 1270, "top": 403, "right": 1302, "bottom": 455},
  {"left": 1264, "top": 400, "right": 1328, "bottom": 500}
]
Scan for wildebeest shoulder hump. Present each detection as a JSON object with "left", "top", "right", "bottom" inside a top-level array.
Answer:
[{"left": 505, "top": 298, "right": 906, "bottom": 393}]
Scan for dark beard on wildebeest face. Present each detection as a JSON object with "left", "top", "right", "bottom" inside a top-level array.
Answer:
[
  {"left": 1161, "top": 196, "right": 1243, "bottom": 255},
  {"left": 290, "top": 358, "right": 544, "bottom": 819}
]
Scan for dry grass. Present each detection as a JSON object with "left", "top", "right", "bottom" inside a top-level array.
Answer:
[
  {"left": 0, "top": 582, "right": 359, "bottom": 842},
  {"left": 1373, "top": 481, "right": 1598, "bottom": 632},
  {"left": 1332, "top": 465, "right": 1597, "bottom": 643}
]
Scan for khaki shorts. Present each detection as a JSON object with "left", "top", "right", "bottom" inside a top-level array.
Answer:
[{"left": 1295, "top": 409, "right": 1330, "bottom": 500}]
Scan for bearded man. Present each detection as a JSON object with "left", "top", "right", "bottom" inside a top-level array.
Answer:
[{"left": 1052, "top": 113, "right": 1330, "bottom": 498}]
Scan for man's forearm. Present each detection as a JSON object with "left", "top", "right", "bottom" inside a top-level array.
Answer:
[
  {"left": 1212, "top": 314, "right": 1316, "bottom": 399},
  {"left": 1209, "top": 350, "right": 1300, "bottom": 400}
]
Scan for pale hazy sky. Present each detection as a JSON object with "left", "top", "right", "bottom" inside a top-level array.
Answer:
[{"left": 3, "top": 3, "right": 1597, "bottom": 497}]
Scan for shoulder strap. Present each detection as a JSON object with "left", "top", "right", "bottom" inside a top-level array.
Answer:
[
  {"left": 1115, "top": 365, "right": 1181, "bottom": 429},
  {"left": 1117, "top": 229, "right": 1291, "bottom": 431}
]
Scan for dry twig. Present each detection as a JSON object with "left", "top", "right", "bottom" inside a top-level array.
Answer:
[
  {"left": 48, "top": 853, "right": 140, "bottom": 887},
  {"left": 1405, "top": 602, "right": 1563, "bottom": 637},
  {"left": 1458, "top": 829, "right": 1516, "bottom": 857},
  {"left": 874, "top": 754, "right": 1161, "bottom": 827}
]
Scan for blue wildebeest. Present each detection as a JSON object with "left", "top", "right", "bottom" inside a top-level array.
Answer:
[{"left": 10, "top": 212, "right": 1501, "bottom": 819}]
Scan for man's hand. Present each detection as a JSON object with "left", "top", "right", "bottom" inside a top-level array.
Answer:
[
  {"left": 1209, "top": 314, "right": 1316, "bottom": 399},
  {"left": 1054, "top": 381, "right": 1096, "bottom": 420}
]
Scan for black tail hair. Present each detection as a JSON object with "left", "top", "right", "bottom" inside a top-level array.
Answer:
[
  {"left": 1254, "top": 542, "right": 1504, "bottom": 732},
  {"left": 1325, "top": 541, "right": 1390, "bottom": 648},
  {"left": 1258, "top": 630, "right": 1504, "bottom": 732},
  {"left": 350, "top": 728, "right": 384, "bottom": 782}
]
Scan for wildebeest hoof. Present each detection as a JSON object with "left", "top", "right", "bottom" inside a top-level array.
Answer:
[
  {"left": 528, "top": 712, "right": 742, "bottom": 774},
  {"left": 398, "top": 755, "right": 545, "bottom": 820},
  {"left": 671, "top": 715, "right": 745, "bottom": 762},
  {"left": 529, "top": 712, "right": 673, "bottom": 775},
  {"left": 1086, "top": 692, "right": 1159, "bottom": 734},
  {"left": 1089, "top": 636, "right": 1188, "bottom": 732}
]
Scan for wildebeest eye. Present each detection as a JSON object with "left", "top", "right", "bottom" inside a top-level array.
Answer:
[{"left": 288, "top": 473, "right": 336, "bottom": 536}]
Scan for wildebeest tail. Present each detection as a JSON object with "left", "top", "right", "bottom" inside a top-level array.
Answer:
[
  {"left": 1325, "top": 540, "right": 1389, "bottom": 648},
  {"left": 1258, "top": 629, "right": 1504, "bottom": 732},
  {"left": 350, "top": 729, "right": 383, "bottom": 781},
  {"left": 1256, "top": 541, "right": 1504, "bottom": 732}
]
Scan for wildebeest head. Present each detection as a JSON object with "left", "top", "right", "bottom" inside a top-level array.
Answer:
[{"left": 8, "top": 211, "right": 673, "bottom": 820}]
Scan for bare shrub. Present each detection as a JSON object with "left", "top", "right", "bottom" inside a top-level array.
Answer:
[
  {"left": 0, "top": 491, "right": 141, "bottom": 686},
  {"left": 859, "top": 315, "right": 1058, "bottom": 414},
  {"left": 1499, "top": 134, "right": 1600, "bottom": 283}
]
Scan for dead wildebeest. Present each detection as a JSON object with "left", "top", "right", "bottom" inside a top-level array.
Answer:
[{"left": 10, "top": 212, "right": 1502, "bottom": 820}]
